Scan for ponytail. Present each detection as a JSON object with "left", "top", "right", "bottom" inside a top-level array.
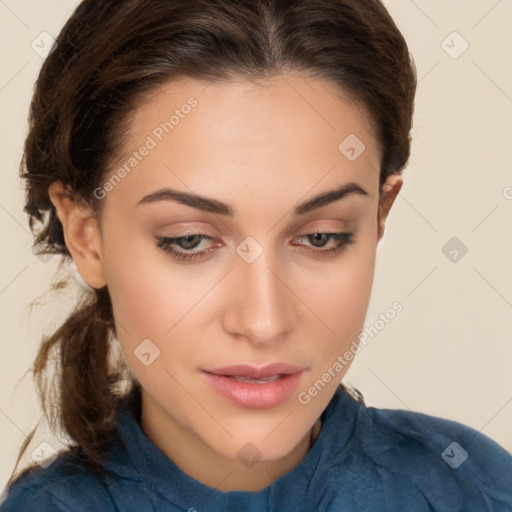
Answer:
[{"left": 5, "top": 282, "right": 138, "bottom": 490}]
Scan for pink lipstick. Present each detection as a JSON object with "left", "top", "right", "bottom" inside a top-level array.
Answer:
[{"left": 202, "top": 363, "right": 306, "bottom": 409}]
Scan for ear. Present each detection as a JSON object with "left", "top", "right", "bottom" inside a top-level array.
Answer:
[
  {"left": 377, "top": 173, "right": 403, "bottom": 243},
  {"left": 48, "top": 181, "right": 107, "bottom": 289}
]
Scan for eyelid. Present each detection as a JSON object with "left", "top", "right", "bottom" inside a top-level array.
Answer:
[
  {"left": 154, "top": 219, "right": 350, "bottom": 242},
  {"left": 295, "top": 219, "right": 349, "bottom": 232},
  {"left": 153, "top": 228, "right": 356, "bottom": 263}
]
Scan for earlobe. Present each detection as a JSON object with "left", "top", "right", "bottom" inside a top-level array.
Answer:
[
  {"left": 377, "top": 173, "right": 403, "bottom": 243},
  {"left": 48, "top": 181, "right": 107, "bottom": 289}
]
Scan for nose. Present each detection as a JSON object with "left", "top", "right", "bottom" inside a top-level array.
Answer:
[{"left": 222, "top": 246, "right": 296, "bottom": 347}]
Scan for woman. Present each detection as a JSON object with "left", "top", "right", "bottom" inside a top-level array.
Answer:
[{"left": 1, "top": 0, "right": 511, "bottom": 510}]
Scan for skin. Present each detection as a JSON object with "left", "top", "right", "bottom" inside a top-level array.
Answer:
[{"left": 49, "top": 73, "right": 402, "bottom": 492}]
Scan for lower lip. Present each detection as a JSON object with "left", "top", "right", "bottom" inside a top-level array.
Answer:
[{"left": 202, "top": 371, "right": 303, "bottom": 409}]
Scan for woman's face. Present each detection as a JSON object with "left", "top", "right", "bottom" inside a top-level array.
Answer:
[{"left": 52, "top": 73, "right": 401, "bottom": 489}]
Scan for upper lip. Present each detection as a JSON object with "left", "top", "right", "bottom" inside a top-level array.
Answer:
[{"left": 203, "top": 363, "right": 307, "bottom": 379}]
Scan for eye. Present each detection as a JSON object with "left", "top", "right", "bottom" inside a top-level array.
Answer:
[
  {"left": 153, "top": 230, "right": 356, "bottom": 262},
  {"left": 154, "top": 233, "right": 216, "bottom": 262},
  {"left": 292, "top": 231, "right": 356, "bottom": 257}
]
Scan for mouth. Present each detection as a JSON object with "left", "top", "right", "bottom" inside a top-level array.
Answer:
[
  {"left": 202, "top": 362, "right": 307, "bottom": 379},
  {"left": 201, "top": 363, "right": 306, "bottom": 409},
  {"left": 224, "top": 374, "right": 286, "bottom": 383}
]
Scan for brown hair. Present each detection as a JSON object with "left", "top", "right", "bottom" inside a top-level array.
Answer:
[{"left": 6, "top": 0, "right": 416, "bottom": 490}]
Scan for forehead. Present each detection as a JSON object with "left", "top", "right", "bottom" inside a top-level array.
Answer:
[{"left": 105, "top": 73, "right": 381, "bottom": 210}]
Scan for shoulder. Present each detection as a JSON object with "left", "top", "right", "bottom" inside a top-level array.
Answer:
[
  {"left": 359, "top": 404, "right": 512, "bottom": 511},
  {"left": 0, "top": 451, "right": 117, "bottom": 512}
]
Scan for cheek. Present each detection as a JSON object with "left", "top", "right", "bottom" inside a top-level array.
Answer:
[
  {"left": 100, "top": 226, "right": 173, "bottom": 339},
  {"left": 102, "top": 230, "right": 216, "bottom": 368},
  {"left": 299, "top": 235, "right": 376, "bottom": 337},
  {"left": 105, "top": 254, "right": 180, "bottom": 335},
  {"left": 102, "top": 242, "right": 194, "bottom": 391}
]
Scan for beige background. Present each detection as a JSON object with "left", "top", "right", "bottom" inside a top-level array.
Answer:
[{"left": 1, "top": 0, "right": 511, "bottom": 490}]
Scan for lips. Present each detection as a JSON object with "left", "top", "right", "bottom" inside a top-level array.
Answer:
[
  {"left": 202, "top": 363, "right": 306, "bottom": 408},
  {"left": 202, "top": 363, "right": 307, "bottom": 379}
]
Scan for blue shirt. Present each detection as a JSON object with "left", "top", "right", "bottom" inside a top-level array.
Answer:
[{"left": 1, "top": 384, "right": 511, "bottom": 511}]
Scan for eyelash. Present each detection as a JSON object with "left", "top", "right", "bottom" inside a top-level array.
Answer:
[{"left": 153, "top": 231, "right": 356, "bottom": 262}]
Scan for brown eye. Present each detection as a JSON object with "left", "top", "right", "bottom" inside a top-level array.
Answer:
[
  {"left": 293, "top": 232, "right": 356, "bottom": 257},
  {"left": 154, "top": 233, "right": 215, "bottom": 261}
]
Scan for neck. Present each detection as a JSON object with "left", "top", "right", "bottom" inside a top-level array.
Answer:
[{"left": 140, "top": 390, "right": 324, "bottom": 492}]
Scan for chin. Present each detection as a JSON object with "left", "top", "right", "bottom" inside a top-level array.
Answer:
[{"left": 208, "top": 432, "right": 303, "bottom": 464}]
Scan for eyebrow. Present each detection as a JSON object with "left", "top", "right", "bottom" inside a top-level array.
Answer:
[{"left": 136, "top": 181, "right": 369, "bottom": 216}]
